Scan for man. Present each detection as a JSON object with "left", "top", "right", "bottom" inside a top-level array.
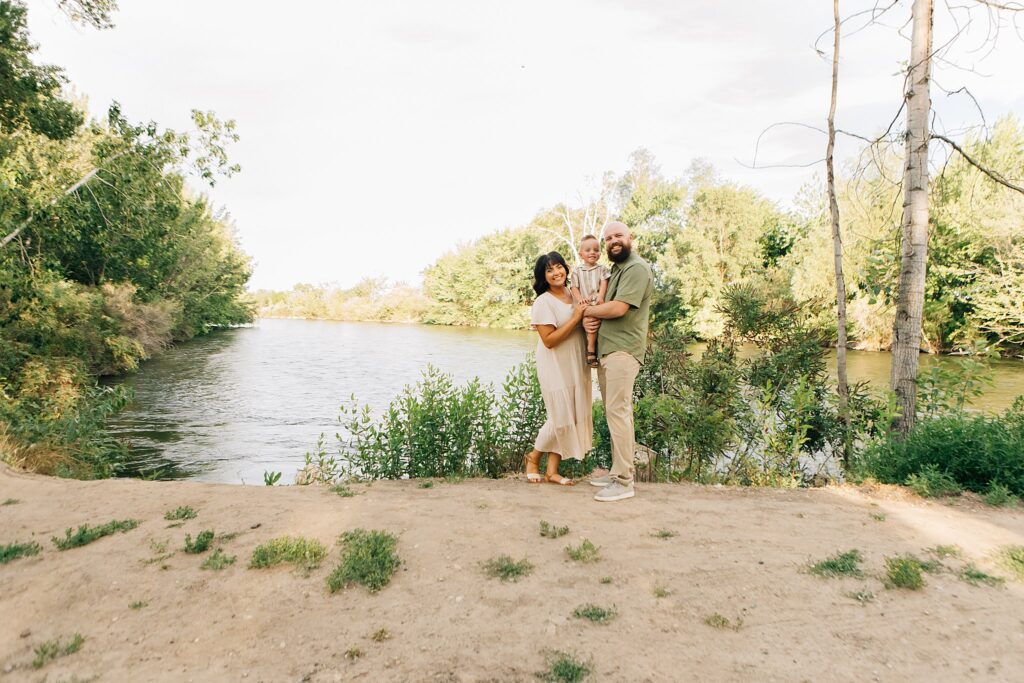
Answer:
[{"left": 582, "top": 221, "right": 654, "bottom": 502}]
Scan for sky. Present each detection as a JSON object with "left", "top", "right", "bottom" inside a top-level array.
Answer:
[{"left": 25, "top": 0, "right": 1024, "bottom": 291}]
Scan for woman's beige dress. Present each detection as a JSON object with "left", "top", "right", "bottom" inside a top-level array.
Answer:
[{"left": 530, "top": 291, "right": 593, "bottom": 460}]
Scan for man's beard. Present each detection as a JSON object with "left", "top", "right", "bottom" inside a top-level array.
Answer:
[{"left": 608, "top": 243, "right": 631, "bottom": 263}]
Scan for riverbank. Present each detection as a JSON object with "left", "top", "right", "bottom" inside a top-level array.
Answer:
[{"left": 2, "top": 466, "right": 1023, "bottom": 681}]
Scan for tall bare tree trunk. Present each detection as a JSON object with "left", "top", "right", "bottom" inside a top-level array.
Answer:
[
  {"left": 890, "top": 0, "right": 933, "bottom": 436},
  {"left": 826, "top": 0, "right": 851, "bottom": 463}
]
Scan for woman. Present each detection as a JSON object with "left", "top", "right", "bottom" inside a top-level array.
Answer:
[{"left": 524, "top": 251, "right": 593, "bottom": 485}]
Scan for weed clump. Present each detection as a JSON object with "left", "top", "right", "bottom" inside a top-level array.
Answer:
[
  {"left": 344, "top": 647, "right": 363, "bottom": 660},
  {"left": 542, "top": 650, "right": 591, "bottom": 683},
  {"left": 704, "top": 613, "right": 743, "bottom": 630},
  {"left": 370, "top": 628, "right": 391, "bottom": 642},
  {"left": 1, "top": 540, "right": 41, "bottom": 564},
  {"left": 652, "top": 585, "right": 672, "bottom": 598},
  {"left": 2, "top": 498, "right": 20, "bottom": 505},
  {"left": 163, "top": 506, "right": 197, "bottom": 521},
  {"left": 327, "top": 529, "right": 401, "bottom": 593},
  {"left": 331, "top": 484, "right": 356, "bottom": 498},
  {"left": 845, "top": 590, "right": 875, "bottom": 604},
  {"left": 959, "top": 564, "right": 1004, "bottom": 587},
  {"left": 184, "top": 530, "right": 215, "bottom": 554},
  {"left": 32, "top": 634, "right": 84, "bottom": 669},
  {"left": 539, "top": 520, "right": 569, "bottom": 538},
  {"left": 884, "top": 555, "right": 937, "bottom": 590},
  {"left": 201, "top": 548, "right": 237, "bottom": 570},
  {"left": 599, "top": 576, "right": 613, "bottom": 584},
  {"left": 999, "top": 545, "right": 1024, "bottom": 580},
  {"left": 250, "top": 536, "right": 327, "bottom": 572},
  {"left": 418, "top": 480, "right": 434, "bottom": 489},
  {"left": 565, "top": 539, "right": 600, "bottom": 563},
  {"left": 652, "top": 529, "right": 677, "bottom": 539},
  {"left": 52, "top": 519, "right": 139, "bottom": 550},
  {"left": 129, "top": 601, "right": 147, "bottom": 609},
  {"left": 573, "top": 604, "right": 616, "bottom": 624},
  {"left": 482, "top": 555, "right": 534, "bottom": 582},
  {"left": 927, "top": 545, "right": 961, "bottom": 559},
  {"left": 809, "top": 549, "right": 863, "bottom": 578}
]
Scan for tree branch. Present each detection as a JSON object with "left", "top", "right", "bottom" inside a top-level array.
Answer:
[{"left": 932, "top": 133, "right": 1024, "bottom": 193}]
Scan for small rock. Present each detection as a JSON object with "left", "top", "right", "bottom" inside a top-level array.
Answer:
[
  {"left": 279, "top": 641, "right": 286, "bottom": 649},
  {"left": 455, "top": 596, "right": 463, "bottom": 603}
]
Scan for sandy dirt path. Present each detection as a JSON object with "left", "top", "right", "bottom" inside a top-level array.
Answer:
[{"left": 2, "top": 465, "right": 1024, "bottom": 682}]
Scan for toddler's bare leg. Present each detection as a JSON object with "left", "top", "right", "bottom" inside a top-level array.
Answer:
[{"left": 586, "top": 329, "right": 597, "bottom": 354}]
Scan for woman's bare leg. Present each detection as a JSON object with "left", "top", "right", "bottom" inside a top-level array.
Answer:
[
  {"left": 545, "top": 453, "right": 574, "bottom": 485},
  {"left": 524, "top": 449, "right": 543, "bottom": 483}
]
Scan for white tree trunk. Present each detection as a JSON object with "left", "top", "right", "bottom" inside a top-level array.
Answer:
[
  {"left": 827, "top": 0, "right": 851, "bottom": 461},
  {"left": 890, "top": 0, "right": 933, "bottom": 436}
]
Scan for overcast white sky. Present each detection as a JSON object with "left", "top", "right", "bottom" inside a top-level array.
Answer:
[{"left": 25, "top": 0, "right": 1024, "bottom": 291}]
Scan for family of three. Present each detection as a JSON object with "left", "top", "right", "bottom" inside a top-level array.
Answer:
[{"left": 523, "top": 221, "right": 654, "bottom": 502}]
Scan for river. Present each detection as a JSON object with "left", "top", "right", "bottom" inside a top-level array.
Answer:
[{"left": 105, "top": 318, "right": 1024, "bottom": 484}]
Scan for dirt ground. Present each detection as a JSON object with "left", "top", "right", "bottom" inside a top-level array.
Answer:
[{"left": 2, "top": 464, "right": 1024, "bottom": 683}]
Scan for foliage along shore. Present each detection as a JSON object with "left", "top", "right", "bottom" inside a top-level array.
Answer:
[{"left": 0, "top": 1, "right": 253, "bottom": 479}]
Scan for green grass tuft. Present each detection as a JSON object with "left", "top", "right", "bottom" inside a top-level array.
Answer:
[
  {"left": 652, "top": 529, "right": 678, "bottom": 539},
  {"left": 370, "top": 628, "right": 391, "bottom": 642},
  {"left": 542, "top": 651, "right": 591, "bottom": 683},
  {"left": 183, "top": 530, "right": 215, "bottom": 554},
  {"left": 52, "top": 519, "right": 139, "bottom": 550},
  {"left": 870, "top": 513, "right": 886, "bottom": 521},
  {"left": 599, "top": 576, "right": 613, "bottom": 584},
  {"left": 1, "top": 540, "right": 41, "bottom": 564},
  {"left": 999, "top": 545, "right": 1024, "bottom": 580},
  {"left": 250, "top": 536, "right": 327, "bottom": 572},
  {"left": 959, "top": 564, "right": 1004, "bottom": 587},
  {"left": 417, "top": 480, "right": 434, "bottom": 489},
  {"left": 704, "top": 613, "right": 743, "bottom": 630},
  {"left": 565, "top": 539, "right": 600, "bottom": 563},
  {"left": 2, "top": 498, "right": 20, "bottom": 505},
  {"left": 331, "top": 484, "right": 356, "bottom": 498},
  {"left": 129, "top": 601, "right": 147, "bottom": 609},
  {"left": 884, "top": 555, "right": 936, "bottom": 590},
  {"left": 163, "top": 506, "right": 197, "bottom": 521},
  {"left": 201, "top": 548, "right": 237, "bottom": 570},
  {"left": 539, "top": 520, "right": 569, "bottom": 538},
  {"left": 927, "top": 545, "right": 961, "bottom": 559},
  {"left": 327, "top": 529, "right": 401, "bottom": 593},
  {"left": 983, "top": 483, "right": 1019, "bottom": 507},
  {"left": 809, "top": 549, "right": 863, "bottom": 578},
  {"left": 32, "top": 634, "right": 84, "bottom": 669},
  {"left": 652, "top": 584, "right": 672, "bottom": 598},
  {"left": 481, "top": 555, "right": 533, "bottom": 582},
  {"left": 572, "top": 604, "right": 617, "bottom": 624},
  {"left": 344, "top": 647, "right": 363, "bottom": 660}
]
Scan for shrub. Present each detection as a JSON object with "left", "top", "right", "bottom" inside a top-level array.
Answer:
[
  {"left": 201, "top": 548, "right": 237, "bottom": 570},
  {"left": 327, "top": 529, "right": 401, "bottom": 593},
  {"left": 542, "top": 651, "right": 591, "bottom": 683},
  {"left": 1000, "top": 545, "right": 1024, "bottom": 580},
  {"left": 983, "top": 483, "right": 1019, "bottom": 507},
  {"left": 905, "top": 465, "right": 962, "bottom": 498},
  {"left": 249, "top": 536, "right": 327, "bottom": 572},
  {"left": 573, "top": 604, "right": 616, "bottom": 624},
  {"left": 52, "top": 519, "right": 139, "bottom": 550},
  {"left": 884, "top": 555, "right": 939, "bottom": 590},
  {"left": 862, "top": 403, "right": 1024, "bottom": 496},
  {"left": 539, "top": 521, "right": 569, "bottom": 538}
]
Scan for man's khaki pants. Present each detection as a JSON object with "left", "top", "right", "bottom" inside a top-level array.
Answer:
[{"left": 597, "top": 351, "right": 641, "bottom": 486}]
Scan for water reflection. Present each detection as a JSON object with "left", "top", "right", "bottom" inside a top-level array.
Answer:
[{"left": 105, "top": 319, "right": 1024, "bottom": 485}]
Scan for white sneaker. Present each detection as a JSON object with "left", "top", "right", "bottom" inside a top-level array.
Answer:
[{"left": 594, "top": 481, "right": 635, "bottom": 502}]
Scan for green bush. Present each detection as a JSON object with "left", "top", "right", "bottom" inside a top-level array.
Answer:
[
  {"left": 862, "top": 402, "right": 1024, "bottom": 496},
  {"left": 1, "top": 540, "right": 41, "bottom": 564},
  {"left": 905, "top": 465, "right": 962, "bottom": 498},
  {"left": 249, "top": 536, "right": 327, "bottom": 572},
  {"left": 52, "top": 519, "right": 139, "bottom": 550}
]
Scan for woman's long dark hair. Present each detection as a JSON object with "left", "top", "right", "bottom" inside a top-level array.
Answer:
[{"left": 532, "top": 251, "right": 570, "bottom": 296}]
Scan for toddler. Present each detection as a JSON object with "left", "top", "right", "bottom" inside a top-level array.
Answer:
[{"left": 570, "top": 234, "right": 611, "bottom": 368}]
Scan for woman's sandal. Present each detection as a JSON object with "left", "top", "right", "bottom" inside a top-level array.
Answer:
[
  {"left": 546, "top": 474, "right": 574, "bottom": 486},
  {"left": 586, "top": 352, "right": 599, "bottom": 368},
  {"left": 524, "top": 453, "right": 543, "bottom": 483}
]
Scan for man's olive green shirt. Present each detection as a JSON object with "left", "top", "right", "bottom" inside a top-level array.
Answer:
[{"left": 597, "top": 251, "right": 654, "bottom": 364}]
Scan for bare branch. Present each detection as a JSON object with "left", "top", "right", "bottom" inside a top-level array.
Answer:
[{"left": 931, "top": 133, "right": 1024, "bottom": 193}]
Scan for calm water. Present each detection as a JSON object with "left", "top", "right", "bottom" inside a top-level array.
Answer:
[{"left": 105, "top": 318, "right": 1024, "bottom": 484}]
